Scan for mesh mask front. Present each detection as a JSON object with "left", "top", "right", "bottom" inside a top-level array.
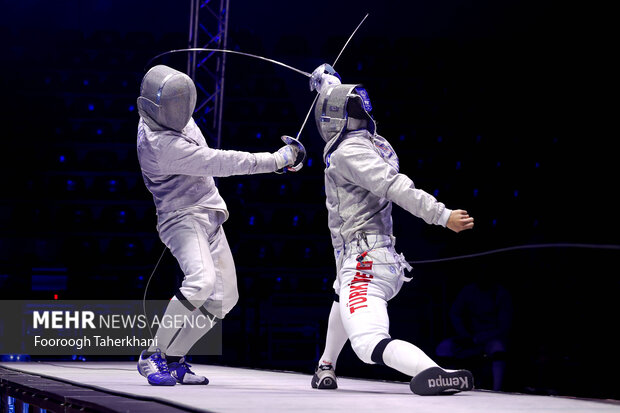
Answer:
[{"left": 137, "top": 65, "right": 197, "bottom": 132}]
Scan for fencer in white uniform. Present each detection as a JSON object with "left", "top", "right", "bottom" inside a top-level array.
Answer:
[
  {"left": 135, "top": 65, "right": 299, "bottom": 386},
  {"left": 309, "top": 65, "right": 475, "bottom": 395}
]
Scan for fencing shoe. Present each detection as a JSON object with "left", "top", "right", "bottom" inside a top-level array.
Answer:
[
  {"left": 168, "top": 358, "right": 209, "bottom": 385},
  {"left": 311, "top": 364, "right": 338, "bottom": 389},
  {"left": 410, "top": 366, "right": 473, "bottom": 395},
  {"left": 137, "top": 349, "right": 176, "bottom": 386}
]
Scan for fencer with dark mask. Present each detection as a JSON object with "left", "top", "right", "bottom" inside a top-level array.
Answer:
[
  {"left": 309, "top": 64, "right": 475, "bottom": 395},
  {"left": 135, "top": 65, "right": 298, "bottom": 386}
]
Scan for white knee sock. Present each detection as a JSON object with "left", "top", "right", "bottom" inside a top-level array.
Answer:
[
  {"left": 148, "top": 297, "right": 192, "bottom": 353},
  {"left": 318, "top": 301, "right": 348, "bottom": 369},
  {"left": 382, "top": 339, "right": 438, "bottom": 377},
  {"left": 166, "top": 311, "right": 218, "bottom": 357}
]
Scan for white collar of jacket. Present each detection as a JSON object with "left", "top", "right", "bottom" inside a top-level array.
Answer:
[{"left": 323, "top": 129, "right": 374, "bottom": 165}]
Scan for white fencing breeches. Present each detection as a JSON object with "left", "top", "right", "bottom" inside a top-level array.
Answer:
[
  {"left": 331, "top": 234, "right": 439, "bottom": 376},
  {"left": 334, "top": 234, "right": 409, "bottom": 364},
  {"left": 158, "top": 206, "right": 239, "bottom": 318},
  {"left": 148, "top": 207, "right": 239, "bottom": 355}
]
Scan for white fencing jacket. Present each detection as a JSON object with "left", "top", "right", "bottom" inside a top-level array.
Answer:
[
  {"left": 323, "top": 129, "right": 451, "bottom": 250},
  {"left": 137, "top": 118, "right": 278, "bottom": 216}
]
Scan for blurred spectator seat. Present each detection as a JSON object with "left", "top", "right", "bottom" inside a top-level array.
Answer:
[
  {"left": 20, "top": 69, "right": 62, "bottom": 93},
  {"left": 99, "top": 205, "right": 139, "bottom": 231},
  {"left": 61, "top": 236, "right": 101, "bottom": 266},
  {"left": 76, "top": 120, "right": 115, "bottom": 141},
  {"left": 82, "top": 149, "right": 119, "bottom": 170},
  {"left": 234, "top": 240, "right": 275, "bottom": 268},
  {"left": 43, "top": 147, "right": 78, "bottom": 170},
  {"left": 233, "top": 208, "right": 267, "bottom": 233},
  {"left": 107, "top": 97, "right": 139, "bottom": 118},
  {"left": 105, "top": 237, "right": 146, "bottom": 265},
  {"left": 56, "top": 205, "right": 94, "bottom": 231},
  {"left": 90, "top": 176, "right": 128, "bottom": 199},
  {"left": 257, "top": 180, "right": 294, "bottom": 201},
  {"left": 281, "top": 242, "right": 324, "bottom": 267},
  {"left": 49, "top": 175, "right": 86, "bottom": 199},
  {"left": 271, "top": 208, "right": 307, "bottom": 234},
  {"left": 10, "top": 205, "right": 52, "bottom": 232},
  {"left": 102, "top": 71, "right": 140, "bottom": 94},
  {"left": 66, "top": 72, "right": 102, "bottom": 93},
  {"left": 70, "top": 96, "right": 105, "bottom": 118}
]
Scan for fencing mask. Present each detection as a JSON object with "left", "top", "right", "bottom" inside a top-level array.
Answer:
[
  {"left": 314, "top": 84, "right": 376, "bottom": 149},
  {"left": 137, "top": 65, "right": 197, "bottom": 132}
]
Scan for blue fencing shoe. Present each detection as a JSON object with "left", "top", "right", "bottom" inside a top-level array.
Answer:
[
  {"left": 168, "top": 357, "right": 209, "bottom": 385},
  {"left": 137, "top": 349, "right": 177, "bottom": 386}
]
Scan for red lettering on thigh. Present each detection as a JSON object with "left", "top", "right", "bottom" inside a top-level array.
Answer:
[
  {"left": 349, "top": 284, "right": 368, "bottom": 301},
  {"left": 350, "top": 304, "right": 368, "bottom": 314},
  {"left": 349, "top": 290, "right": 365, "bottom": 299},
  {"left": 349, "top": 296, "right": 367, "bottom": 306},
  {"left": 354, "top": 271, "right": 373, "bottom": 279},
  {"left": 350, "top": 283, "right": 366, "bottom": 292},
  {"left": 348, "top": 272, "right": 372, "bottom": 314}
]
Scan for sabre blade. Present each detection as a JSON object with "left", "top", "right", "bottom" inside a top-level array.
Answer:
[
  {"left": 333, "top": 13, "right": 369, "bottom": 67},
  {"left": 294, "top": 13, "right": 370, "bottom": 141},
  {"left": 296, "top": 94, "right": 319, "bottom": 140},
  {"left": 145, "top": 48, "right": 311, "bottom": 78}
]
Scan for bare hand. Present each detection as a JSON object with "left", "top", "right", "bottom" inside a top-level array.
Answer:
[{"left": 447, "top": 209, "right": 474, "bottom": 233}]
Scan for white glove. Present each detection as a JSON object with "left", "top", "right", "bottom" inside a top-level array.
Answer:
[
  {"left": 273, "top": 144, "right": 299, "bottom": 169},
  {"left": 310, "top": 64, "right": 342, "bottom": 94}
]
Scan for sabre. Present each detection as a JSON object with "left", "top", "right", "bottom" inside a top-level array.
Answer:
[
  {"left": 145, "top": 48, "right": 311, "bottom": 78},
  {"left": 277, "top": 12, "right": 370, "bottom": 173},
  {"left": 296, "top": 13, "right": 369, "bottom": 141}
]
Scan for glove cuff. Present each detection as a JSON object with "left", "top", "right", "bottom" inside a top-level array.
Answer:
[{"left": 273, "top": 152, "right": 286, "bottom": 170}]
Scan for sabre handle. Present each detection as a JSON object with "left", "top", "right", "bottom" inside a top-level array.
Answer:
[{"left": 276, "top": 135, "right": 306, "bottom": 174}]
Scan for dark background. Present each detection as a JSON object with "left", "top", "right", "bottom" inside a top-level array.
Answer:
[{"left": 1, "top": 0, "right": 618, "bottom": 400}]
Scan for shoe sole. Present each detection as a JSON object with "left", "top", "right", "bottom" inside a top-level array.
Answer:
[
  {"left": 147, "top": 376, "right": 177, "bottom": 386},
  {"left": 137, "top": 361, "right": 176, "bottom": 386},
  {"left": 311, "top": 373, "right": 337, "bottom": 389},
  {"left": 176, "top": 376, "right": 209, "bottom": 385},
  {"left": 410, "top": 367, "right": 473, "bottom": 395}
]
